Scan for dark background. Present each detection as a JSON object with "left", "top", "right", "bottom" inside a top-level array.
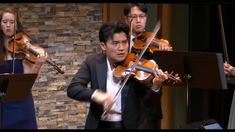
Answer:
[{"left": 188, "top": 4, "right": 235, "bottom": 128}]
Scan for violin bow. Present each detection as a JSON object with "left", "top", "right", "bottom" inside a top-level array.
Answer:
[
  {"left": 101, "top": 21, "right": 161, "bottom": 119},
  {"left": 217, "top": 4, "right": 229, "bottom": 63}
]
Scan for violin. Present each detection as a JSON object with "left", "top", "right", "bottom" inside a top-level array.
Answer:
[
  {"left": 133, "top": 32, "right": 173, "bottom": 53},
  {"left": 7, "top": 32, "right": 64, "bottom": 74},
  {"left": 114, "top": 53, "right": 182, "bottom": 86}
]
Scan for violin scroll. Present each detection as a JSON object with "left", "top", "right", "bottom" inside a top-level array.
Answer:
[{"left": 163, "top": 71, "right": 182, "bottom": 86}]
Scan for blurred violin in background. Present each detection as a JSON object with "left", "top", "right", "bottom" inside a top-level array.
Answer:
[
  {"left": 7, "top": 32, "right": 64, "bottom": 74},
  {"left": 133, "top": 32, "right": 173, "bottom": 53}
]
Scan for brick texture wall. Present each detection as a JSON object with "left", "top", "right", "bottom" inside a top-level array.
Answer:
[{"left": 0, "top": 3, "right": 103, "bottom": 129}]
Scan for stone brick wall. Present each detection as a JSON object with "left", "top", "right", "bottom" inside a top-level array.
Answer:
[{"left": 0, "top": 3, "right": 103, "bottom": 129}]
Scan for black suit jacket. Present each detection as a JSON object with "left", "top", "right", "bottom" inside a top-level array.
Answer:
[{"left": 67, "top": 53, "right": 162, "bottom": 129}]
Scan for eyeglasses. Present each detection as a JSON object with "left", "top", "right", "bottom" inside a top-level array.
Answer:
[{"left": 128, "top": 14, "right": 146, "bottom": 20}]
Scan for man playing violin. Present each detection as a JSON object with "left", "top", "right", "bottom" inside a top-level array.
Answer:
[
  {"left": 123, "top": 3, "right": 173, "bottom": 129},
  {"left": 123, "top": 3, "right": 173, "bottom": 53},
  {"left": 67, "top": 20, "right": 169, "bottom": 129}
]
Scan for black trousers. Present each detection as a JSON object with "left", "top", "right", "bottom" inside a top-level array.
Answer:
[{"left": 98, "top": 121, "right": 125, "bottom": 129}]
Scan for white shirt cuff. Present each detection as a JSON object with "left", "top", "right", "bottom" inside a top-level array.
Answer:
[{"left": 151, "top": 85, "right": 161, "bottom": 93}]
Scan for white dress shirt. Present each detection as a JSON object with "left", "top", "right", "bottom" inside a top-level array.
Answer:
[{"left": 101, "top": 58, "right": 122, "bottom": 121}]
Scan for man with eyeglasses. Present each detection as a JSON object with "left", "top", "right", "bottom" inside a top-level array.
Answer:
[
  {"left": 124, "top": 3, "right": 147, "bottom": 52},
  {"left": 123, "top": 3, "right": 171, "bottom": 129}
]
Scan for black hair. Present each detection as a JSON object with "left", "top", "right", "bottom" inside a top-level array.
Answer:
[
  {"left": 99, "top": 20, "right": 129, "bottom": 44},
  {"left": 123, "top": 3, "right": 147, "bottom": 16}
]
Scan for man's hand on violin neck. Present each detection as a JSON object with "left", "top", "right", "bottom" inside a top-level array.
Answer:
[
  {"left": 156, "top": 38, "right": 171, "bottom": 51},
  {"left": 159, "top": 45, "right": 173, "bottom": 51},
  {"left": 152, "top": 68, "right": 168, "bottom": 87}
]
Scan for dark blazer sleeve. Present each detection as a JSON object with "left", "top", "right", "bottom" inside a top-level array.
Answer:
[
  {"left": 136, "top": 82, "right": 162, "bottom": 107},
  {"left": 67, "top": 55, "right": 95, "bottom": 101},
  {"left": 135, "top": 80, "right": 163, "bottom": 129}
]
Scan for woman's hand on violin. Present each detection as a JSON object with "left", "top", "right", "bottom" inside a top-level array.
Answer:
[
  {"left": 30, "top": 47, "right": 48, "bottom": 73},
  {"left": 35, "top": 51, "right": 48, "bottom": 65},
  {"left": 35, "top": 46, "right": 48, "bottom": 64},
  {"left": 152, "top": 68, "right": 168, "bottom": 90}
]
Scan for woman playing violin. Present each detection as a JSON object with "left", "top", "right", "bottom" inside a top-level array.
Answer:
[
  {"left": 0, "top": 7, "right": 47, "bottom": 129},
  {"left": 123, "top": 3, "right": 173, "bottom": 129}
]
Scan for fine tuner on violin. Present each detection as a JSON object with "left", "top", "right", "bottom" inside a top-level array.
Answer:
[
  {"left": 114, "top": 53, "right": 182, "bottom": 86},
  {"left": 133, "top": 32, "right": 173, "bottom": 53},
  {"left": 7, "top": 32, "right": 64, "bottom": 74}
]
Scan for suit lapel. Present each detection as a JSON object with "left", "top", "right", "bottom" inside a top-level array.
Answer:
[
  {"left": 96, "top": 54, "right": 107, "bottom": 92},
  {"left": 121, "top": 80, "right": 130, "bottom": 113}
]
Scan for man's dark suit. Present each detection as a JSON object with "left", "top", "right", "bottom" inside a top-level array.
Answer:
[{"left": 67, "top": 53, "right": 162, "bottom": 129}]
